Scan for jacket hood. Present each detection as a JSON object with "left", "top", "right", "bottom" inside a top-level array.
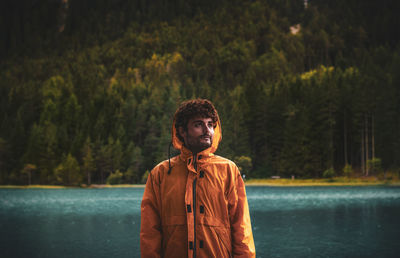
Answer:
[{"left": 171, "top": 115, "right": 222, "bottom": 156}]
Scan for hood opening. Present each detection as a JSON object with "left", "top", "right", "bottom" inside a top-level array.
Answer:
[
  {"left": 167, "top": 115, "right": 222, "bottom": 175},
  {"left": 171, "top": 116, "right": 222, "bottom": 153}
]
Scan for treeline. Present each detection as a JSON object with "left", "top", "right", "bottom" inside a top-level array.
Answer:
[{"left": 0, "top": 0, "right": 399, "bottom": 185}]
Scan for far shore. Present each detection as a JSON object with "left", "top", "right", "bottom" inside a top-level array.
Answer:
[
  {"left": 1, "top": 177, "right": 399, "bottom": 189},
  {"left": 0, "top": 184, "right": 146, "bottom": 189},
  {"left": 244, "top": 177, "right": 400, "bottom": 186}
]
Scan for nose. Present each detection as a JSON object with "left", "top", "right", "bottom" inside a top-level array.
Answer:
[{"left": 203, "top": 124, "right": 212, "bottom": 135}]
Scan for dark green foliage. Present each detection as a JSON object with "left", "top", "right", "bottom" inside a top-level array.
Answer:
[
  {"left": 234, "top": 156, "right": 252, "bottom": 176},
  {"left": 106, "top": 170, "right": 124, "bottom": 185},
  {"left": 54, "top": 153, "right": 82, "bottom": 186},
  {"left": 322, "top": 167, "right": 335, "bottom": 179},
  {"left": 0, "top": 0, "right": 399, "bottom": 184}
]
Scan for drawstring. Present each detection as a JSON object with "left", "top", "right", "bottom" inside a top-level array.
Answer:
[{"left": 167, "top": 141, "right": 173, "bottom": 175}]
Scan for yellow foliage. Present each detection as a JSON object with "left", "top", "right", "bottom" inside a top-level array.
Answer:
[
  {"left": 171, "top": 52, "right": 183, "bottom": 64},
  {"left": 110, "top": 76, "right": 118, "bottom": 87},
  {"left": 343, "top": 66, "right": 359, "bottom": 78},
  {"left": 300, "top": 65, "right": 335, "bottom": 81},
  {"left": 300, "top": 69, "right": 317, "bottom": 80}
]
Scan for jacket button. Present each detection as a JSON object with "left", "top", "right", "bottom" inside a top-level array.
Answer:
[
  {"left": 199, "top": 171, "right": 204, "bottom": 178},
  {"left": 187, "top": 204, "right": 192, "bottom": 213}
]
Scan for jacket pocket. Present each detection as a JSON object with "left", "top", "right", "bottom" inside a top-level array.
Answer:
[
  {"left": 211, "top": 226, "right": 232, "bottom": 258},
  {"left": 162, "top": 225, "right": 187, "bottom": 257}
]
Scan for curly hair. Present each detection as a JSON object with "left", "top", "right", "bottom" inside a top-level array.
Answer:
[{"left": 174, "top": 99, "right": 219, "bottom": 142}]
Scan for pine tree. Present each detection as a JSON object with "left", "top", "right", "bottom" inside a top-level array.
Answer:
[
  {"left": 81, "top": 137, "right": 96, "bottom": 185},
  {"left": 54, "top": 153, "right": 82, "bottom": 186}
]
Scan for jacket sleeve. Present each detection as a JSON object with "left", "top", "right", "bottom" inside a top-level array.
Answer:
[
  {"left": 228, "top": 166, "right": 256, "bottom": 258},
  {"left": 140, "top": 169, "right": 162, "bottom": 258}
]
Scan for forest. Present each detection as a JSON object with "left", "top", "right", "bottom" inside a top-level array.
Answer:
[{"left": 0, "top": 0, "right": 399, "bottom": 185}]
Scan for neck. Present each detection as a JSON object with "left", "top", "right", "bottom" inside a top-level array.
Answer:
[{"left": 183, "top": 144, "right": 205, "bottom": 155}]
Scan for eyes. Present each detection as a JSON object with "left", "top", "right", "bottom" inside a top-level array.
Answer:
[{"left": 193, "top": 121, "right": 214, "bottom": 130}]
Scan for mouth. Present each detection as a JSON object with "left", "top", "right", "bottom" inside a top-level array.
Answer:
[{"left": 200, "top": 136, "right": 211, "bottom": 141}]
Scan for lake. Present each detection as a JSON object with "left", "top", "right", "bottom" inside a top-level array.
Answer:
[{"left": 1, "top": 186, "right": 399, "bottom": 258}]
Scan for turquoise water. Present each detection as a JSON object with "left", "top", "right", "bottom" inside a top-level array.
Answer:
[{"left": 1, "top": 186, "right": 399, "bottom": 257}]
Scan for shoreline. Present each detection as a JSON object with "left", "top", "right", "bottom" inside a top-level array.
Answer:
[
  {"left": 0, "top": 184, "right": 146, "bottom": 189},
  {"left": 244, "top": 178, "right": 400, "bottom": 186},
  {"left": 1, "top": 178, "right": 399, "bottom": 189}
]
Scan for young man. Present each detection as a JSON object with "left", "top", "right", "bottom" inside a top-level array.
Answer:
[{"left": 140, "top": 99, "right": 255, "bottom": 258}]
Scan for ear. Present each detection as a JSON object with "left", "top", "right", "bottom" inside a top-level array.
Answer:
[{"left": 178, "top": 126, "right": 186, "bottom": 139}]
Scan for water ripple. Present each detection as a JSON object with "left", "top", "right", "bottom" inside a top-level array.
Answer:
[{"left": 247, "top": 192, "right": 400, "bottom": 200}]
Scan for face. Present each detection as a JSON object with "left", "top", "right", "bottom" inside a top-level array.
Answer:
[{"left": 179, "top": 117, "right": 215, "bottom": 154}]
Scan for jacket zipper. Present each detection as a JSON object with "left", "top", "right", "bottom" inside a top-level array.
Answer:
[{"left": 193, "top": 154, "right": 197, "bottom": 258}]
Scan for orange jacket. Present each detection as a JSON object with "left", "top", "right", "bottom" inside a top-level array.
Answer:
[{"left": 140, "top": 117, "right": 255, "bottom": 258}]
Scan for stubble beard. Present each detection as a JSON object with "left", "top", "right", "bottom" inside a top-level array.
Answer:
[{"left": 187, "top": 135, "right": 212, "bottom": 154}]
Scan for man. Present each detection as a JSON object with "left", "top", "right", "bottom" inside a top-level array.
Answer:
[{"left": 140, "top": 99, "right": 255, "bottom": 258}]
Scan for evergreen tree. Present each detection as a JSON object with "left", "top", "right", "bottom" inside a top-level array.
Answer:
[
  {"left": 81, "top": 137, "right": 96, "bottom": 185},
  {"left": 54, "top": 153, "right": 82, "bottom": 186}
]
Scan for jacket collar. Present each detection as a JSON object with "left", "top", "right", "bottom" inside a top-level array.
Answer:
[{"left": 179, "top": 145, "right": 214, "bottom": 162}]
